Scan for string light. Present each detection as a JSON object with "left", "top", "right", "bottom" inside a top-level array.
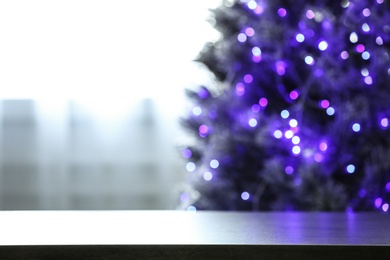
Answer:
[
  {"left": 192, "top": 107, "right": 202, "bottom": 116},
  {"left": 203, "top": 172, "right": 213, "bottom": 181},
  {"left": 210, "top": 159, "right": 219, "bottom": 169},
  {"left": 241, "top": 191, "right": 250, "bottom": 200},
  {"left": 346, "top": 164, "right": 356, "bottom": 174},
  {"left": 285, "top": 166, "right": 294, "bottom": 174},
  {"left": 273, "top": 130, "right": 283, "bottom": 139},
  {"left": 186, "top": 162, "right": 196, "bottom": 172},
  {"left": 281, "top": 109, "right": 290, "bottom": 119}
]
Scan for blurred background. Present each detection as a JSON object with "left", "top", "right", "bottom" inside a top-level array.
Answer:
[{"left": 0, "top": 0, "right": 220, "bottom": 210}]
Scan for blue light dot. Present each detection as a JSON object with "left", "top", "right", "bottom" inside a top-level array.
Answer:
[
  {"left": 241, "top": 192, "right": 250, "bottom": 200},
  {"left": 292, "top": 136, "right": 301, "bottom": 144},
  {"left": 274, "top": 130, "right": 283, "bottom": 139},
  {"left": 281, "top": 109, "right": 290, "bottom": 119},
  {"left": 252, "top": 46, "right": 262, "bottom": 56},
  {"left": 292, "top": 146, "right": 301, "bottom": 155},
  {"left": 361, "top": 68, "right": 369, "bottom": 76},
  {"left": 352, "top": 123, "right": 361, "bottom": 132},
  {"left": 285, "top": 130, "right": 294, "bottom": 139},
  {"left": 192, "top": 107, "right": 202, "bottom": 116},
  {"left": 247, "top": 0, "right": 257, "bottom": 10},
  {"left": 318, "top": 40, "right": 328, "bottom": 51},
  {"left": 186, "top": 162, "right": 196, "bottom": 172},
  {"left": 289, "top": 119, "right": 298, "bottom": 127},
  {"left": 304, "top": 55, "right": 315, "bottom": 65},
  {"left": 362, "top": 51, "right": 370, "bottom": 60},
  {"left": 346, "top": 164, "right": 355, "bottom": 174},
  {"left": 249, "top": 118, "right": 258, "bottom": 127},
  {"left": 296, "top": 33, "right": 305, "bottom": 42},
  {"left": 326, "top": 107, "right": 335, "bottom": 116},
  {"left": 210, "top": 159, "right": 219, "bottom": 169},
  {"left": 203, "top": 172, "right": 213, "bottom": 181},
  {"left": 187, "top": 206, "right": 197, "bottom": 212},
  {"left": 362, "top": 23, "right": 370, "bottom": 32}
]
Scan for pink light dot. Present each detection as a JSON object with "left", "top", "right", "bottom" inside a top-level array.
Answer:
[
  {"left": 314, "top": 153, "right": 323, "bottom": 162},
  {"left": 289, "top": 90, "right": 299, "bottom": 100},
  {"left": 244, "top": 74, "right": 253, "bottom": 83},
  {"left": 245, "top": 27, "right": 255, "bottom": 37},
  {"left": 364, "top": 76, "right": 373, "bottom": 85},
  {"left": 306, "top": 10, "right": 315, "bottom": 19},
  {"left": 362, "top": 8, "right": 371, "bottom": 17},
  {"left": 320, "top": 100, "right": 330, "bottom": 109},
  {"left": 377, "top": 0, "right": 384, "bottom": 4},
  {"left": 236, "top": 82, "right": 245, "bottom": 96},
  {"left": 199, "top": 125, "right": 209, "bottom": 134},
  {"left": 356, "top": 44, "right": 365, "bottom": 53},
  {"left": 254, "top": 6, "right": 264, "bottom": 15},
  {"left": 278, "top": 8, "right": 287, "bottom": 17},
  {"left": 276, "top": 61, "right": 286, "bottom": 76},
  {"left": 381, "top": 118, "right": 389, "bottom": 128},
  {"left": 341, "top": 51, "right": 349, "bottom": 59},
  {"left": 382, "top": 203, "right": 389, "bottom": 212},
  {"left": 259, "top": 98, "right": 268, "bottom": 107},
  {"left": 319, "top": 142, "right": 328, "bottom": 151},
  {"left": 252, "top": 56, "right": 261, "bottom": 63}
]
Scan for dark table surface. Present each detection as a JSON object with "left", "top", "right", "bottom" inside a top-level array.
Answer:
[{"left": 0, "top": 211, "right": 389, "bottom": 259}]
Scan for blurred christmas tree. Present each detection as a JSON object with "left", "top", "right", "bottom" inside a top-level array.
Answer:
[{"left": 180, "top": 0, "right": 390, "bottom": 212}]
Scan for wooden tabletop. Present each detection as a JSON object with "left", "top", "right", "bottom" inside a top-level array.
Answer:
[{"left": 0, "top": 211, "right": 389, "bottom": 259}]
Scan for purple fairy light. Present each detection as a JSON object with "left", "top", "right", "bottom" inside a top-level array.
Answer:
[
  {"left": 278, "top": 8, "right": 287, "bottom": 17},
  {"left": 244, "top": 74, "right": 253, "bottom": 83},
  {"left": 375, "top": 197, "right": 383, "bottom": 208},
  {"left": 276, "top": 61, "right": 286, "bottom": 75},
  {"left": 182, "top": 148, "right": 192, "bottom": 159}
]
